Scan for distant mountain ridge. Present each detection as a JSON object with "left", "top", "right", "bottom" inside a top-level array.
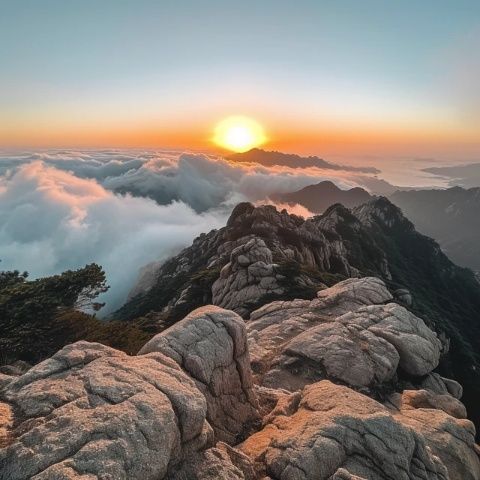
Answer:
[
  {"left": 273, "top": 180, "right": 373, "bottom": 213},
  {"left": 228, "top": 148, "right": 380, "bottom": 173},
  {"left": 390, "top": 186, "right": 480, "bottom": 270},
  {"left": 271, "top": 179, "right": 480, "bottom": 272}
]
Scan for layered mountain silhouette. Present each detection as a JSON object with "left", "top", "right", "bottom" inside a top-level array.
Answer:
[
  {"left": 273, "top": 180, "right": 373, "bottom": 213},
  {"left": 228, "top": 147, "right": 379, "bottom": 173},
  {"left": 391, "top": 186, "right": 480, "bottom": 271},
  {"left": 270, "top": 179, "right": 480, "bottom": 272}
]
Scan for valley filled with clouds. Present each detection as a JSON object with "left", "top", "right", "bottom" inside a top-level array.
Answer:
[{"left": 0, "top": 148, "right": 463, "bottom": 313}]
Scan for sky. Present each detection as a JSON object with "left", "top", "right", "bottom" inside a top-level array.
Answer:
[{"left": 1, "top": 0, "right": 480, "bottom": 160}]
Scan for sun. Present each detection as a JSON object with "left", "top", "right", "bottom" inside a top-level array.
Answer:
[{"left": 213, "top": 116, "right": 267, "bottom": 152}]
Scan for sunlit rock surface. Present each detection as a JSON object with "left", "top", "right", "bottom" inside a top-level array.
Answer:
[
  {"left": 247, "top": 277, "right": 441, "bottom": 391},
  {"left": 0, "top": 342, "right": 212, "bottom": 480},
  {"left": 240, "top": 380, "right": 479, "bottom": 480}
]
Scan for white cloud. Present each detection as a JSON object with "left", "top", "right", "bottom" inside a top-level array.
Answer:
[
  {"left": 0, "top": 161, "right": 227, "bottom": 314},
  {"left": 0, "top": 149, "right": 390, "bottom": 212},
  {"left": 0, "top": 149, "right": 395, "bottom": 314}
]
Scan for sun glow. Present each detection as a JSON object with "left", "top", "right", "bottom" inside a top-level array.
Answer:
[{"left": 213, "top": 116, "right": 267, "bottom": 152}]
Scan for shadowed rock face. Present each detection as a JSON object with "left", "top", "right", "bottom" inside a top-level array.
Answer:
[
  {"left": 273, "top": 180, "right": 372, "bottom": 214},
  {"left": 139, "top": 305, "right": 259, "bottom": 444}
]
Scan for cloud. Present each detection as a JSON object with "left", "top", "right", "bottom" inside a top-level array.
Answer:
[
  {"left": 423, "top": 163, "right": 480, "bottom": 189},
  {"left": 0, "top": 149, "right": 400, "bottom": 314},
  {"left": 0, "top": 150, "right": 394, "bottom": 213},
  {"left": 257, "top": 199, "right": 315, "bottom": 218},
  {"left": 0, "top": 161, "right": 227, "bottom": 314}
]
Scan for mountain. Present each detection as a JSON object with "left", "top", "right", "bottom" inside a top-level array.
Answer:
[
  {"left": 3, "top": 200, "right": 480, "bottom": 478},
  {"left": 271, "top": 181, "right": 480, "bottom": 271},
  {"left": 117, "top": 198, "right": 480, "bottom": 436},
  {"left": 390, "top": 186, "right": 480, "bottom": 270},
  {"left": 228, "top": 147, "right": 380, "bottom": 173},
  {"left": 273, "top": 180, "right": 373, "bottom": 213}
]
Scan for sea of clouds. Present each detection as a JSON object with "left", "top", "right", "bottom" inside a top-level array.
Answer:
[{"left": 0, "top": 149, "right": 389, "bottom": 314}]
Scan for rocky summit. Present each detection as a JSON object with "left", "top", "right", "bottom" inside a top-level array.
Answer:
[
  {"left": 117, "top": 198, "right": 480, "bottom": 435},
  {"left": 1, "top": 199, "right": 480, "bottom": 479},
  {"left": 1, "top": 276, "right": 479, "bottom": 478}
]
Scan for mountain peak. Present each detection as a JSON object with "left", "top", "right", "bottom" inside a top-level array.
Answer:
[
  {"left": 353, "top": 197, "right": 413, "bottom": 231},
  {"left": 275, "top": 180, "right": 372, "bottom": 214},
  {"left": 227, "top": 148, "right": 379, "bottom": 173}
]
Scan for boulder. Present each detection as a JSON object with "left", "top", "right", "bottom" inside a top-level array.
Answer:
[
  {"left": 336, "top": 303, "right": 441, "bottom": 377},
  {"left": 419, "top": 372, "right": 463, "bottom": 399},
  {"left": 240, "top": 380, "right": 450, "bottom": 480},
  {"left": 247, "top": 277, "right": 441, "bottom": 391},
  {"left": 0, "top": 341, "right": 212, "bottom": 480},
  {"left": 389, "top": 390, "right": 480, "bottom": 480},
  {"left": 399, "top": 389, "right": 467, "bottom": 419},
  {"left": 139, "top": 306, "right": 259, "bottom": 444}
]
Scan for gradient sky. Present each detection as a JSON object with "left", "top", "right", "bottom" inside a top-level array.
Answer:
[{"left": 1, "top": 0, "right": 479, "bottom": 158}]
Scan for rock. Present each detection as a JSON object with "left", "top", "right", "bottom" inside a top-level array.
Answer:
[
  {"left": 281, "top": 318, "right": 399, "bottom": 388},
  {"left": 0, "top": 402, "right": 13, "bottom": 449},
  {"left": 247, "top": 277, "right": 441, "bottom": 391},
  {"left": 394, "top": 288, "right": 413, "bottom": 306},
  {"left": 239, "top": 380, "right": 450, "bottom": 480},
  {"left": 400, "top": 389, "right": 467, "bottom": 419},
  {"left": 419, "top": 372, "right": 463, "bottom": 399},
  {"left": 212, "top": 238, "right": 283, "bottom": 317},
  {"left": 391, "top": 390, "right": 480, "bottom": 480},
  {"left": 0, "top": 341, "right": 212, "bottom": 480},
  {"left": 138, "top": 306, "right": 259, "bottom": 444},
  {"left": 117, "top": 201, "right": 392, "bottom": 322},
  {"left": 0, "top": 360, "right": 31, "bottom": 377},
  {"left": 172, "top": 442, "right": 256, "bottom": 480},
  {"left": 337, "top": 303, "right": 441, "bottom": 376},
  {"left": 0, "top": 374, "right": 12, "bottom": 390},
  {"left": 252, "top": 385, "right": 293, "bottom": 419},
  {"left": 313, "top": 276, "right": 393, "bottom": 312}
]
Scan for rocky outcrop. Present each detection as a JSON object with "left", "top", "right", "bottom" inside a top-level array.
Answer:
[
  {"left": 247, "top": 277, "right": 441, "bottom": 391},
  {"left": 4, "top": 198, "right": 480, "bottom": 478},
  {"left": 117, "top": 202, "right": 385, "bottom": 322},
  {"left": 240, "top": 381, "right": 452, "bottom": 480},
  {"left": 241, "top": 380, "right": 480, "bottom": 480},
  {"left": 117, "top": 199, "right": 480, "bottom": 441},
  {"left": 1, "top": 289, "right": 479, "bottom": 479},
  {"left": 389, "top": 389, "right": 480, "bottom": 480},
  {"left": 139, "top": 306, "right": 259, "bottom": 444},
  {"left": 0, "top": 342, "right": 213, "bottom": 480},
  {"left": 212, "top": 238, "right": 284, "bottom": 317}
]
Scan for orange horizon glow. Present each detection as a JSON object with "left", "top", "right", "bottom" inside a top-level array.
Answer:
[{"left": 2, "top": 114, "right": 480, "bottom": 160}]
